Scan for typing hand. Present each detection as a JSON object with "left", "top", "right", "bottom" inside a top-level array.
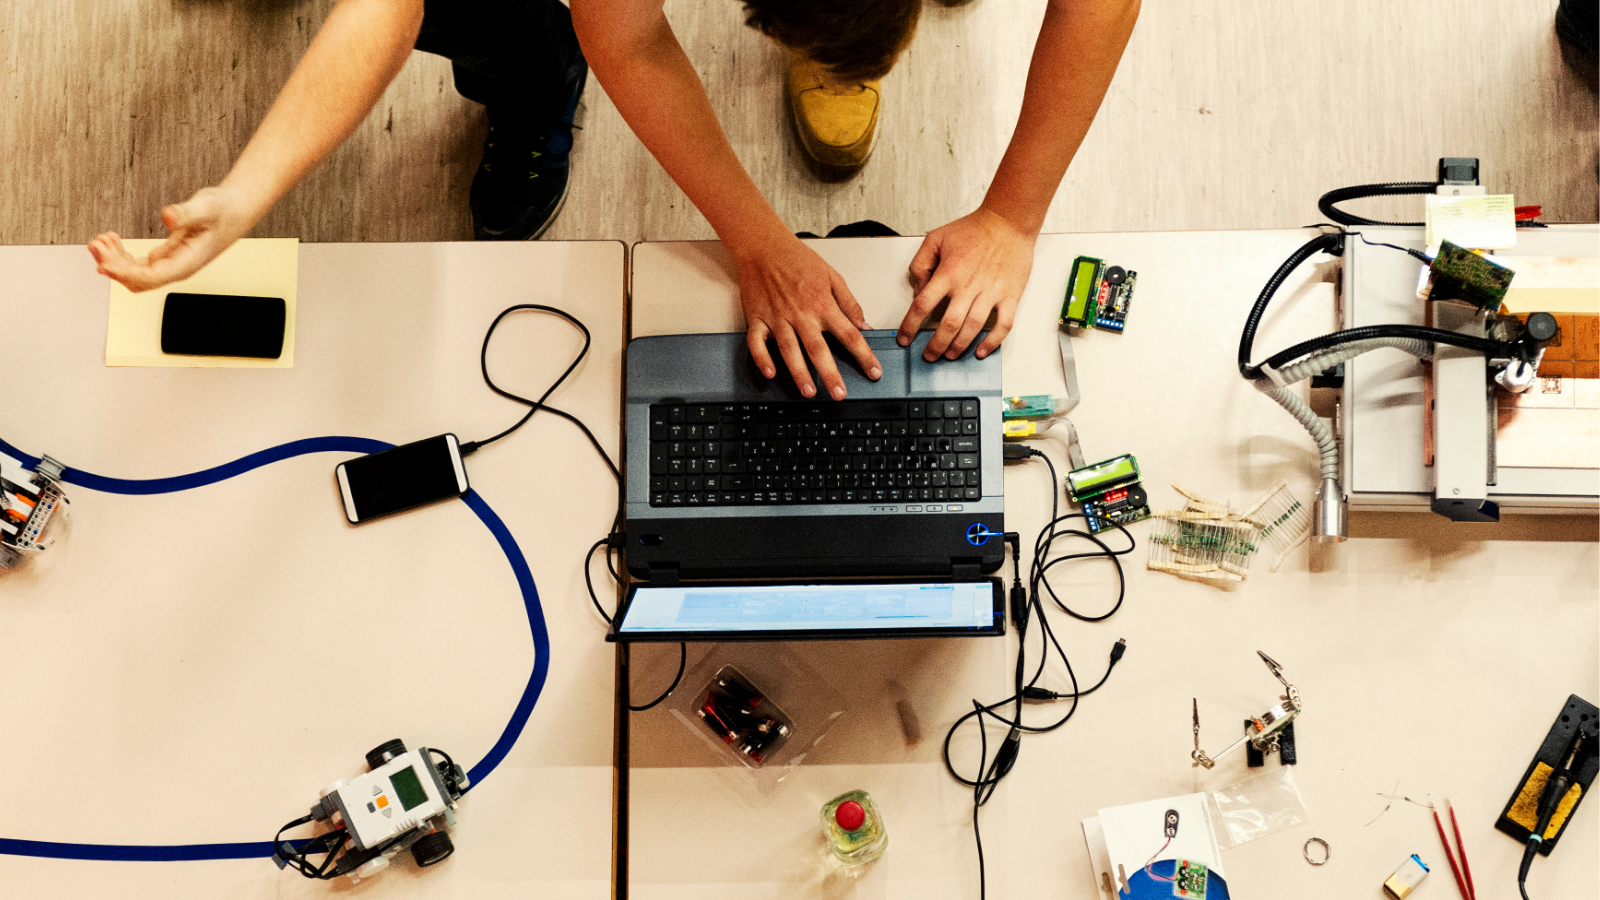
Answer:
[
  {"left": 87, "top": 186, "right": 253, "bottom": 292},
  {"left": 897, "top": 206, "right": 1036, "bottom": 361},
  {"left": 738, "top": 234, "right": 883, "bottom": 400}
]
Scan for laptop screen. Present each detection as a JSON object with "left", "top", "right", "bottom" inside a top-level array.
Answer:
[{"left": 610, "top": 579, "right": 1005, "bottom": 642}]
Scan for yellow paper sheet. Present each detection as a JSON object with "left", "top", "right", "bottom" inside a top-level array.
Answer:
[
  {"left": 105, "top": 238, "right": 298, "bottom": 367},
  {"left": 1425, "top": 193, "right": 1517, "bottom": 250}
]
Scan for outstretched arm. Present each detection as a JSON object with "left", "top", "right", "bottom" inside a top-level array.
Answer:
[
  {"left": 89, "top": 0, "right": 425, "bottom": 291},
  {"left": 898, "top": 0, "right": 1140, "bottom": 361},
  {"left": 574, "top": 0, "right": 881, "bottom": 400}
]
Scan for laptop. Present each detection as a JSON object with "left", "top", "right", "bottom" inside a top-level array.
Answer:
[{"left": 610, "top": 329, "right": 1006, "bottom": 641}]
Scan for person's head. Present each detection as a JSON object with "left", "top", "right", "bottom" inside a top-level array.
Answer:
[{"left": 742, "top": 0, "right": 922, "bottom": 84}]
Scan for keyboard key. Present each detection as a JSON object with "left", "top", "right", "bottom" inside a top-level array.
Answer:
[
  {"left": 669, "top": 407, "right": 685, "bottom": 424},
  {"left": 688, "top": 405, "right": 717, "bottom": 423},
  {"left": 965, "top": 486, "right": 981, "bottom": 500},
  {"left": 943, "top": 400, "right": 962, "bottom": 418},
  {"left": 962, "top": 419, "right": 979, "bottom": 435},
  {"left": 961, "top": 400, "right": 979, "bottom": 418},
  {"left": 953, "top": 437, "right": 978, "bottom": 453},
  {"left": 957, "top": 454, "right": 978, "bottom": 469},
  {"left": 908, "top": 402, "right": 925, "bottom": 418}
]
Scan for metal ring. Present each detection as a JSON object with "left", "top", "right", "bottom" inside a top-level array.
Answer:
[{"left": 1303, "top": 837, "right": 1330, "bottom": 866}]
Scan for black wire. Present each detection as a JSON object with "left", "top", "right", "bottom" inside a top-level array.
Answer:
[
  {"left": 946, "top": 452, "right": 1131, "bottom": 898},
  {"left": 463, "top": 304, "right": 619, "bottom": 481},
  {"left": 625, "top": 641, "right": 687, "bottom": 712},
  {"left": 274, "top": 814, "right": 346, "bottom": 880},
  {"left": 1260, "top": 323, "right": 1520, "bottom": 374},
  {"left": 1349, "top": 229, "right": 1434, "bottom": 264},
  {"left": 427, "top": 747, "right": 465, "bottom": 797},
  {"left": 584, "top": 538, "right": 615, "bottom": 624},
  {"left": 1237, "top": 230, "right": 1344, "bottom": 379},
  {"left": 1238, "top": 225, "right": 1530, "bottom": 381},
  {"left": 1317, "top": 181, "right": 1436, "bottom": 227}
]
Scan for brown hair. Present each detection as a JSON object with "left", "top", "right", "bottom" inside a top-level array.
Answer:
[{"left": 742, "top": 0, "right": 922, "bottom": 84}]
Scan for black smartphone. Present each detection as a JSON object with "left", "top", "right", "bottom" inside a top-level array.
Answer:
[
  {"left": 335, "top": 434, "right": 470, "bottom": 524},
  {"left": 160, "top": 292, "right": 286, "bottom": 359}
]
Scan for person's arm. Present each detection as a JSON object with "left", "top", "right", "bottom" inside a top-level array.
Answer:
[
  {"left": 87, "top": 0, "right": 425, "bottom": 292},
  {"left": 574, "top": 0, "right": 881, "bottom": 400},
  {"left": 897, "top": 0, "right": 1140, "bottom": 361}
]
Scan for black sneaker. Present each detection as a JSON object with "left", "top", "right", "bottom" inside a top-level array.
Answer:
[{"left": 470, "top": 55, "right": 588, "bottom": 241}]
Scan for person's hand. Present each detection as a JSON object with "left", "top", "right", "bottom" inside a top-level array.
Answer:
[
  {"left": 737, "top": 234, "right": 882, "bottom": 400},
  {"left": 87, "top": 186, "right": 254, "bottom": 292},
  {"left": 897, "top": 206, "right": 1037, "bottom": 361}
]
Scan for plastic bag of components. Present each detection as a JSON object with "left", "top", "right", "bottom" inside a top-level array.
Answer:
[
  {"left": 1207, "top": 765, "right": 1310, "bottom": 849},
  {"left": 667, "top": 643, "right": 849, "bottom": 794}
]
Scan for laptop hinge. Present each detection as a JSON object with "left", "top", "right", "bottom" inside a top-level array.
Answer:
[
  {"left": 647, "top": 565, "right": 681, "bottom": 587},
  {"left": 951, "top": 561, "right": 983, "bottom": 579}
]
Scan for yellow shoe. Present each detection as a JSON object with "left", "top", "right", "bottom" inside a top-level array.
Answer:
[{"left": 786, "top": 55, "right": 880, "bottom": 169}]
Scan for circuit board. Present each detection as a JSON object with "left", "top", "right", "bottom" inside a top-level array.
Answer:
[
  {"left": 1061, "top": 255, "right": 1136, "bottom": 333},
  {"left": 1174, "top": 859, "right": 1209, "bottom": 899},
  {"left": 1096, "top": 271, "right": 1137, "bottom": 332},
  {"left": 1083, "top": 484, "right": 1151, "bottom": 534}
]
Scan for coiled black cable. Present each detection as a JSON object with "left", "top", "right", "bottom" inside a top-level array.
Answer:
[
  {"left": 1237, "top": 231, "right": 1343, "bottom": 379},
  {"left": 1258, "top": 324, "right": 1521, "bottom": 375},
  {"left": 1237, "top": 228, "right": 1531, "bottom": 380},
  {"left": 1317, "top": 181, "right": 1436, "bottom": 227}
]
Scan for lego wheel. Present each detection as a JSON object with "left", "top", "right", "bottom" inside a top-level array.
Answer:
[
  {"left": 366, "top": 739, "right": 407, "bottom": 771},
  {"left": 411, "top": 830, "right": 454, "bottom": 867}
]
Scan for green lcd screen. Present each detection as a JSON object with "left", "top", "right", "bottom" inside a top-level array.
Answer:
[
  {"left": 1067, "top": 454, "right": 1140, "bottom": 501},
  {"left": 1062, "top": 257, "right": 1102, "bottom": 324},
  {"left": 389, "top": 765, "right": 429, "bottom": 811}
]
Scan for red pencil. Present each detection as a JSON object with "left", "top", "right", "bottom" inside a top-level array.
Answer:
[
  {"left": 1433, "top": 808, "right": 1470, "bottom": 900},
  {"left": 1448, "top": 800, "right": 1476, "bottom": 900}
]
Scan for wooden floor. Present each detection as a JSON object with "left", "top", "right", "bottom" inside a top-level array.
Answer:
[{"left": 3, "top": 0, "right": 1595, "bottom": 249}]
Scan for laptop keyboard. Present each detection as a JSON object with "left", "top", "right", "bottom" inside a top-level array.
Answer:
[{"left": 648, "top": 399, "right": 983, "bottom": 507}]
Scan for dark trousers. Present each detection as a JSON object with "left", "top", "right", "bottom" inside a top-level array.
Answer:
[{"left": 414, "top": 0, "right": 581, "bottom": 125}]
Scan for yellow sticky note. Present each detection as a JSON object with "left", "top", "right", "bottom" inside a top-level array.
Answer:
[
  {"left": 1425, "top": 194, "right": 1517, "bottom": 250},
  {"left": 105, "top": 238, "right": 298, "bottom": 367}
]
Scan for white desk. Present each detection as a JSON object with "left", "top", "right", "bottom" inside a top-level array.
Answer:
[
  {"left": 626, "top": 233, "right": 1599, "bottom": 899},
  {"left": 0, "top": 242, "right": 624, "bottom": 898}
]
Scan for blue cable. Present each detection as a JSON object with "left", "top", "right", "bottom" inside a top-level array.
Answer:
[{"left": 0, "top": 437, "right": 549, "bottom": 862}]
